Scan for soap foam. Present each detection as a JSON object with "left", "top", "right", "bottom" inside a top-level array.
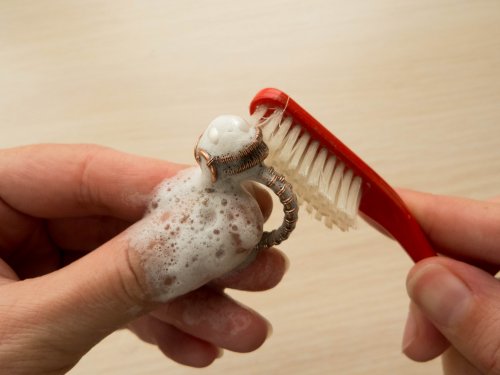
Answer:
[
  {"left": 128, "top": 167, "right": 264, "bottom": 302},
  {"left": 198, "top": 115, "right": 256, "bottom": 156}
]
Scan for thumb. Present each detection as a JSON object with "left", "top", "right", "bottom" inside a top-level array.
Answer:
[
  {"left": 11, "top": 230, "right": 156, "bottom": 356},
  {"left": 12, "top": 208, "right": 257, "bottom": 361},
  {"left": 406, "top": 257, "right": 500, "bottom": 374}
]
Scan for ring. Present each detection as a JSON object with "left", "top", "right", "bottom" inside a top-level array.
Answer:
[{"left": 194, "top": 126, "right": 298, "bottom": 250}]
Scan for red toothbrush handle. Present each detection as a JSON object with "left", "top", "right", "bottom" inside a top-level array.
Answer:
[{"left": 250, "top": 88, "right": 436, "bottom": 263}]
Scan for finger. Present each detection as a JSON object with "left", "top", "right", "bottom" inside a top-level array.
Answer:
[
  {"left": 2, "top": 230, "right": 161, "bottom": 361},
  {"left": 407, "top": 256, "right": 500, "bottom": 374},
  {"left": 442, "top": 347, "right": 483, "bottom": 375},
  {"left": 151, "top": 287, "right": 271, "bottom": 353},
  {"left": 402, "top": 302, "right": 449, "bottom": 361},
  {"left": 0, "top": 195, "right": 38, "bottom": 253},
  {"left": 6, "top": 212, "right": 265, "bottom": 360},
  {"left": 398, "top": 189, "right": 500, "bottom": 264},
  {"left": 242, "top": 182, "right": 273, "bottom": 222},
  {"left": 211, "top": 247, "right": 288, "bottom": 291},
  {"left": 47, "top": 191, "right": 270, "bottom": 252},
  {"left": 0, "top": 258, "right": 19, "bottom": 282},
  {"left": 0, "top": 145, "right": 272, "bottom": 253},
  {"left": 0, "top": 198, "right": 62, "bottom": 278},
  {"left": 128, "top": 315, "right": 220, "bottom": 368},
  {"left": 0, "top": 144, "right": 184, "bottom": 220},
  {"left": 6, "top": 222, "right": 61, "bottom": 278},
  {"left": 47, "top": 216, "right": 131, "bottom": 251}
]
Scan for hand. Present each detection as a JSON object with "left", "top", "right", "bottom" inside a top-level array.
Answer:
[
  {"left": 0, "top": 144, "right": 287, "bottom": 374},
  {"left": 399, "top": 189, "right": 500, "bottom": 374}
]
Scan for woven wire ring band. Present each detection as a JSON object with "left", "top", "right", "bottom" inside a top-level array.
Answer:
[{"left": 251, "top": 165, "right": 298, "bottom": 249}]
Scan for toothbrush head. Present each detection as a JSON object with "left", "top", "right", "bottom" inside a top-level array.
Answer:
[
  {"left": 249, "top": 88, "right": 436, "bottom": 262},
  {"left": 249, "top": 92, "right": 361, "bottom": 231}
]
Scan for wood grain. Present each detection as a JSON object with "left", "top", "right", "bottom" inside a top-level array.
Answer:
[{"left": 1, "top": 1, "right": 499, "bottom": 374}]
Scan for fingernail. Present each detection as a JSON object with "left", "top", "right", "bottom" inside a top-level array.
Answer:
[
  {"left": 282, "top": 251, "right": 290, "bottom": 273},
  {"left": 265, "top": 319, "right": 274, "bottom": 339},
  {"left": 216, "top": 348, "right": 224, "bottom": 359},
  {"left": 402, "top": 310, "right": 417, "bottom": 353},
  {"left": 407, "top": 264, "right": 472, "bottom": 326}
]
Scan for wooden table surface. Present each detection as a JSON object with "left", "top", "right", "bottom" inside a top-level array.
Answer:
[{"left": 1, "top": 1, "right": 499, "bottom": 374}]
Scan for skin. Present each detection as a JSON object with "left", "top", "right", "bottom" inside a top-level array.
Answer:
[
  {"left": 399, "top": 189, "right": 500, "bottom": 374},
  {"left": 0, "top": 144, "right": 287, "bottom": 375},
  {"left": 2, "top": 144, "right": 498, "bottom": 374}
]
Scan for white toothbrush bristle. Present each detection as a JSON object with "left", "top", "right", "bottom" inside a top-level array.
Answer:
[
  {"left": 319, "top": 157, "right": 335, "bottom": 197},
  {"left": 308, "top": 148, "right": 328, "bottom": 189},
  {"left": 328, "top": 161, "right": 344, "bottom": 209},
  {"left": 278, "top": 125, "right": 301, "bottom": 168},
  {"left": 298, "top": 140, "right": 319, "bottom": 180},
  {"left": 268, "top": 115, "right": 292, "bottom": 152},
  {"left": 347, "top": 176, "right": 363, "bottom": 217},
  {"left": 252, "top": 105, "right": 362, "bottom": 231},
  {"left": 337, "top": 168, "right": 354, "bottom": 226},
  {"left": 289, "top": 132, "right": 310, "bottom": 171}
]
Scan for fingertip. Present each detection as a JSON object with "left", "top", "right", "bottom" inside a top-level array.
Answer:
[
  {"left": 406, "top": 259, "right": 473, "bottom": 328},
  {"left": 402, "top": 308, "right": 417, "bottom": 355},
  {"left": 213, "top": 247, "right": 289, "bottom": 291},
  {"left": 402, "top": 303, "right": 449, "bottom": 362},
  {"left": 406, "top": 257, "right": 456, "bottom": 298},
  {"left": 279, "top": 247, "right": 290, "bottom": 273},
  {"left": 265, "top": 317, "right": 274, "bottom": 339},
  {"left": 233, "top": 310, "right": 271, "bottom": 352},
  {"left": 216, "top": 348, "right": 224, "bottom": 359},
  {"left": 129, "top": 315, "right": 220, "bottom": 368},
  {"left": 204, "top": 297, "right": 271, "bottom": 353},
  {"left": 242, "top": 182, "right": 273, "bottom": 222},
  {"left": 405, "top": 259, "right": 500, "bottom": 373},
  {"left": 255, "top": 247, "right": 289, "bottom": 290},
  {"left": 406, "top": 258, "right": 432, "bottom": 294},
  {"left": 151, "top": 318, "right": 220, "bottom": 368},
  {"left": 153, "top": 288, "right": 272, "bottom": 353}
]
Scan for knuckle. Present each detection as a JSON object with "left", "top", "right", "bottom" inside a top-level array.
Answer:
[
  {"left": 75, "top": 144, "right": 110, "bottom": 209},
  {"left": 114, "top": 244, "right": 152, "bottom": 306}
]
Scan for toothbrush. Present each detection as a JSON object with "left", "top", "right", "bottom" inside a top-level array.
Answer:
[{"left": 249, "top": 88, "right": 436, "bottom": 263}]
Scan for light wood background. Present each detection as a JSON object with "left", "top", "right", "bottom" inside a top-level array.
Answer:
[{"left": 1, "top": 1, "right": 499, "bottom": 374}]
